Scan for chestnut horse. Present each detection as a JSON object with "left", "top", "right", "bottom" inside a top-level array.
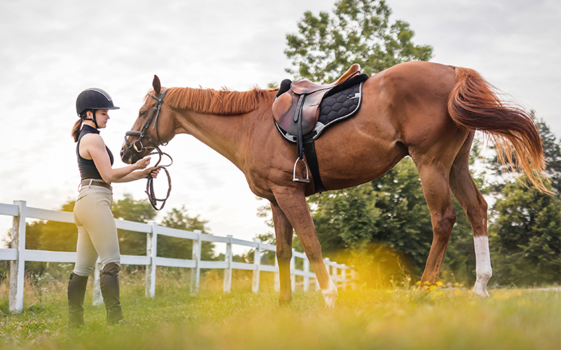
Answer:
[{"left": 121, "top": 61, "right": 546, "bottom": 306}]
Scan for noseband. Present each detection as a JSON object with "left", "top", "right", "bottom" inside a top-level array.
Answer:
[{"left": 124, "top": 89, "right": 173, "bottom": 210}]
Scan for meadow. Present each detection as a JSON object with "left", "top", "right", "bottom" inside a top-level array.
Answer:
[{"left": 0, "top": 269, "right": 559, "bottom": 350}]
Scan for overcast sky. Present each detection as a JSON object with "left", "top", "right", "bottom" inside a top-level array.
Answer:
[{"left": 0, "top": 0, "right": 559, "bottom": 251}]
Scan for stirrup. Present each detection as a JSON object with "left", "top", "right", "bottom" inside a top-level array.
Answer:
[{"left": 292, "top": 157, "right": 310, "bottom": 183}]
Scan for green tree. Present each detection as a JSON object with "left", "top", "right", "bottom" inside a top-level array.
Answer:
[
  {"left": 489, "top": 176, "right": 561, "bottom": 286},
  {"left": 285, "top": 0, "right": 433, "bottom": 82},
  {"left": 309, "top": 159, "right": 435, "bottom": 285},
  {"left": 539, "top": 121, "right": 561, "bottom": 197},
  {"left": 158, "top": 206, "right": 215, "bottom": 260},
  {"left": 112, "top": 194, "right": 157, "bottom": 255}
]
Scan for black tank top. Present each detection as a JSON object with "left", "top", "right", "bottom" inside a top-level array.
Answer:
[{"left": 77, "top": 125, "right": 114, "bottom": 180}]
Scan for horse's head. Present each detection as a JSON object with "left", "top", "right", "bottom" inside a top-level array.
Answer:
[{"left": 120, "top": 75, "right": 176, "bottom": 164}]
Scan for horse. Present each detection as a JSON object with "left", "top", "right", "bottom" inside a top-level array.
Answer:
[{"left": 120, "top": 61, "right": 547, "bottom": 306}]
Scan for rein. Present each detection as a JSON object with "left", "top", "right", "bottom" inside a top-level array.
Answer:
[{"left": 124, "top": 90, "right": 173, "bottom": 210}]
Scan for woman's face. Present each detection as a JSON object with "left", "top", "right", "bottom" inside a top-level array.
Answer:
[{"left": 94, "top": 109, "right": 110, "bottom": 128}]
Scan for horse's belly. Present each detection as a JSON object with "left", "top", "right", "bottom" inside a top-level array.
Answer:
[{"left": 311, "top": 114, "right": 406, "bottom": 191}]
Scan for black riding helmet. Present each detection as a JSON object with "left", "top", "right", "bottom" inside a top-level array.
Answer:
[{"left": 76, "top": 88, "right": 120, "bottom": 128}]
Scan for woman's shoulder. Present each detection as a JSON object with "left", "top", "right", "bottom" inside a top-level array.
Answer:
[{"left": 79, "top": 132, "right": 105, "bottom": 148}]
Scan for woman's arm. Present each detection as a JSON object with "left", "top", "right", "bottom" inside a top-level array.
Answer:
[
  {"left": 112, "top": 167, "right": 161, "bottom": 183},
  {"left": 81, "top": 134, "right": 151, "bottom": 183}
]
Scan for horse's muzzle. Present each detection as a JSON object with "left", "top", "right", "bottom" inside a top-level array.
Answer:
[{"left": 120, "top": 143, "right": 140, "bottom": 164}]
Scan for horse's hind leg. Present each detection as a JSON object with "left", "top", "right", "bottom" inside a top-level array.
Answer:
[
  {"left": 415, "top": 161, "right": 457, "bottom": 285},
  {"left": 449, "top": 131, "right": 491, "bottom": 297},
  {"left": 270, "top": 201, "right": 294, "bottom": 304}
]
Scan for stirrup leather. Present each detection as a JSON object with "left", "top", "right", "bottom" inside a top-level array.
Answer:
[{"left": 292, "top": 157, "right": 310, "bottom": 183}]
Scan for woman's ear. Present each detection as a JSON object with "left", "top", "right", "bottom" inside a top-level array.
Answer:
[{"left": 153, "top": 75, "right": 161, "bottom": 96}]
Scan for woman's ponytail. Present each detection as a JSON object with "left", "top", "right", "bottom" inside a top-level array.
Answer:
[{"left": 72, "top": 119, "right": 82, "bottom": 142}]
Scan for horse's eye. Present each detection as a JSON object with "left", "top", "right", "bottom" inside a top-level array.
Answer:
[{"left": 139, "top": 110, "right": 148, "bottom": 118}]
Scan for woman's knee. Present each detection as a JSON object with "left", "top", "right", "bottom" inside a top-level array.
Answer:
[{"left": 73, "top": 265, "right": 94, "bottom": 277}]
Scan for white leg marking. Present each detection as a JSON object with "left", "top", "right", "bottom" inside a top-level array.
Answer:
[
  {"left": 321, "top": 279, "right": 338, "bottom": 307},
  {"left": 473, "top": 235, "right": 492, "bottom": 297}
]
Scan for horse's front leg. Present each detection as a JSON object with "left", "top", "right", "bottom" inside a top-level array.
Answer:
[
  {"left": 272, "top": 187, "right": 337, "bottom": 307},
  {"left": 270, "top": 201, "right": 294, "bottom": 305}
]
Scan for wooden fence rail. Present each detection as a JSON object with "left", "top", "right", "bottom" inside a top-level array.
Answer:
[{"left": 0, "top": 200, "right": 356, "bottom": 313}]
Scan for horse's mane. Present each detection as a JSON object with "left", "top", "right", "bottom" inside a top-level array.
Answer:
[{"left": 159, "top": 86, "right": 276, "bottom": 115}]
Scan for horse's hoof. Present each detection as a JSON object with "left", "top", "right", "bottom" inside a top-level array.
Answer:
[
  {"left": 472, "top": 285, "right": 490, "bottom": 297},
  {"left": 278, "top": 297, "right": 292, "bottom": 306},
  {"left": 321, "top": 280, "right": 338, "bottom": 307}
]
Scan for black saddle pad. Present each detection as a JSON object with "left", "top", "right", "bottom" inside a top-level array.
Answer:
[{"left": 275, "top": 76, "right": 367, "bottom": 143}]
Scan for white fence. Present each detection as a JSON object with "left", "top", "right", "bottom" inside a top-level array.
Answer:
[{"left": 0, "top": 200, "right": 356, "bottom": 313}]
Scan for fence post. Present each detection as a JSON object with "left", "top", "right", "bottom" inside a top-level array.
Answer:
[
  {"left": 9, "top": 200, "right": 26, "bottom": 313},
  {"left": 274, "top": 253, "right": 280, "bottom": 292},
  {"left": 342, "top": 266, "right": 347, "bottom": 291},
  {"left": 190, "top": 230, "right": 202, "bottom": 294},
  {"left": 92, "top": 261, "right": 103, "bottom": 306},
  {"left": 290, "top": 250, "right": 295, "bottom": 292},
  {"left": 252, "top": 239, "right": 261, "bottom": 293},
  {"left": 303, "top": 258, "right": 310, "bottom": 292},
  {"left": 332, "top": 263, "right": 339, "bottom": 288},
  {"left": 223, "top": 235, "right": 233, "bottom": 293},
  {"left": 145, "top": 222, "right": 157, "bottom": 298},
  {"left": 351, "top": 266, "right": 357, "bottom": 290}
]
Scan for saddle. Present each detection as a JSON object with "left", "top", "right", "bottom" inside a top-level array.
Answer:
[
  {"left": 273, "top": 64, "right": 362, "bottom": 137},
  {"left": 272, "top": 64, "right": 369, "bottom": 190}
]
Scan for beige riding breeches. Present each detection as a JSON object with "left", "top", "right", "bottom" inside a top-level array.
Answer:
[{"left": 73, "top": 182, "right": 120, "bottom": 277}]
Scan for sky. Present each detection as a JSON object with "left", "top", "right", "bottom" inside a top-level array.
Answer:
[{"left": 0, "top": 0, "right": 559, "bottom": 252}]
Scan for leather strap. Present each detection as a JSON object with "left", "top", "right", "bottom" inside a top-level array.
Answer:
[{"left": 304, "top": 139, "right": 326, "bottom": 193}]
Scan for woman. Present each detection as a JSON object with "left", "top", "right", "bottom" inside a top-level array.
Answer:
[{"left": 68, "top": 88, "right": 159, "bottom": 327}]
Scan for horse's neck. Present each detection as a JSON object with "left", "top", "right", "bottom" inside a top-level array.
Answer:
[{"left": 174, "top": 109, "right": 259, "bottom": 169}]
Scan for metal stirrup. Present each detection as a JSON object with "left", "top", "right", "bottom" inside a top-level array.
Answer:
[{"left": 292, "top": 157, "right": 310, "bottom": 183}]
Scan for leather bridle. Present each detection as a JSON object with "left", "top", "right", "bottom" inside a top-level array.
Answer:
[{"left": 124, "top": 89, "right": 173, "bottom": 210}]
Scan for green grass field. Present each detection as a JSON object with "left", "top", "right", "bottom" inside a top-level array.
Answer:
[{"left": 0, "top": 271, "right": 559, "bottom": 350}]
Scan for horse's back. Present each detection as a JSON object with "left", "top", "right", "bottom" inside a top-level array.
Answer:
[{"left": 307, "top": 62, "right": 466, "bottom": 191}]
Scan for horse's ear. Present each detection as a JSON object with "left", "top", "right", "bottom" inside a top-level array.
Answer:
[{"left": 153, "top": 75, "right": 161, "bottom": 96}]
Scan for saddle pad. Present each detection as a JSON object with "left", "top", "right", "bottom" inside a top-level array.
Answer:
[{"left": 275, "top": 82, "right": 364, "bottom": 143}]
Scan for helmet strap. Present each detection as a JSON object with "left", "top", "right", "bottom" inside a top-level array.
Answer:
[{"left": 83, "top": 110, "right": 99, "bottom": 129}]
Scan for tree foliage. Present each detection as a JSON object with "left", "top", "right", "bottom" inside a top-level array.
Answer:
[
  {"left": 112, "top": 194, "right": 157, "bottom": 255},
  {"left": 489, "top": 176, "right": 561, "bottom": 286},
  {"left": 158, "top": 206, "right": 215, "bottom": 261},
  {"left": 285, "top": 0, "right": 433, "bottom": 82}
]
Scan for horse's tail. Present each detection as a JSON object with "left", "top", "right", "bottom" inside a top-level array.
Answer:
[{"left": 447, "top": 67, "right": 549, "bottom": 193}]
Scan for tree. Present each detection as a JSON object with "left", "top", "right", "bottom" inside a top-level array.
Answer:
[
  {"left": 112, "top": 194, "right": 157, "bottom": 255},
  {"left": 309, "top": 159, "right": 436, "bottom": 285},
  {"left": 489, "top": 176, "right": 561, "bottom": 286},
  {"left": 539, "top": 121, "right": 561, "bottom": 197},
  {"left": 158, "top": 206, "right": 215, "bottom": 260},
  {"left": 285, "top": 0, "right": 433, "bottom": 82}
]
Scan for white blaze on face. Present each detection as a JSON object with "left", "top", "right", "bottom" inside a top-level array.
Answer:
[{"left": 473, "top": 235, "right": 492, "bottom": 297}]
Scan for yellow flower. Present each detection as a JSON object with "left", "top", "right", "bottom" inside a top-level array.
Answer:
[
  {"left": 436, "top": 281, "right": 443, "bottom": 287},
  {"left": 454, "top": 289, "right": 461, "bottom": 296}
]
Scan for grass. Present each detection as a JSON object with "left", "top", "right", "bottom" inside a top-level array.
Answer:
[{"left": 0, "top": 270, "right": 559, "bottom": 350}]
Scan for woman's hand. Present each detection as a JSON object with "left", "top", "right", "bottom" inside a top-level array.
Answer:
[
  {"left": 142, "top": 166, "right": 161, "bottom": 178},
  {"left": 135, "top": 157, "right": 151, "bottom": 170}
]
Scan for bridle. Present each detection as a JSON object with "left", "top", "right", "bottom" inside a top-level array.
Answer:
[{"left": 124, "top": 89, "right": 173, "bottom": 210}]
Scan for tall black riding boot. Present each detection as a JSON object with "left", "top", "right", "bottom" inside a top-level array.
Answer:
[
  {"left": 100, "top": 262, "right": 125, "bottom": 324},
  {"left": 68, "top": 273, "right": 89, "bottom": 327}
]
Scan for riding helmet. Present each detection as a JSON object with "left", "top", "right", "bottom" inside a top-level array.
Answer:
[{"left": 76, "top": 88, "right": 120, "bottom": 116}]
